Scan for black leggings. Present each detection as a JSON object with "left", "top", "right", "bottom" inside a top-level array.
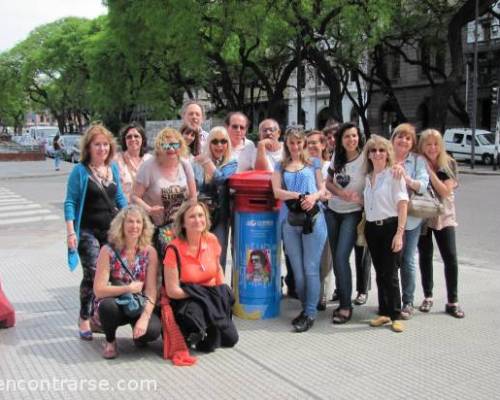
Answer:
[
  {"left": 98, "top": 298, "right": 161, "bottom": 343},
  {"left": 418, "top": 226, "right": 459, "bottom": 304}
]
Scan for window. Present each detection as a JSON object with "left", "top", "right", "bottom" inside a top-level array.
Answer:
[{"left": 452, "top": 133, "right": 463, "bottom": 144}]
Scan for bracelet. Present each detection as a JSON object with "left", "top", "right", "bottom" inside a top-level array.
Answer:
[
  {"left": 397, "top": 226, "right": 405, "bottom": 231},
  {"left": 67, "top": 232, "right": 76, "bottom": 238}
]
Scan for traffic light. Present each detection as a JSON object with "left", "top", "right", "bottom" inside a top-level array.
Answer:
[{"left": 492, "top": 85, "right": 499, "bottom": 105}]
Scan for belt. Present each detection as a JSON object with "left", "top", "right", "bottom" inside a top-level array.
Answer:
[{"left": 367, "top": 217, "right": 397, "bottom": 226}]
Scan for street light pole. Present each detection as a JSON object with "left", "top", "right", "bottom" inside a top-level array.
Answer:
[{"left": 470, "top": 0, "right": 479, "bottom": 170}]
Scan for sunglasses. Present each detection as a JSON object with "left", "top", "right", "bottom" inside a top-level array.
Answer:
[
  {"left": 125, "top": 134, "right": 141, "bottom": 140},
  {"left": 211, "top": 138, "right": 228, "bottom": 145},
  {"left": 369, "top": 148, "right": 387, "bottom": 154},
  {"left": 161, "top": 142, "right": 181, "bottom": 151},
  {"left": 230, "top": 124, "right": 246, "bottom": 131}
]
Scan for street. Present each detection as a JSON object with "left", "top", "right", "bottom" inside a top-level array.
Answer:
[{"left": 0, "top": 160, "right": 499, "bottom": 400}]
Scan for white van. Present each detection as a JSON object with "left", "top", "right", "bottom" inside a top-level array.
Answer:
[
  {"left": 444, "top": 128, "right": 497, "bottom": 165},
  {"left": 27, "top": 126, "right": 60, "bottom": 145}
]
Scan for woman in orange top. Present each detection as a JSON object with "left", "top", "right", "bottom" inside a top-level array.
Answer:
[{"left": 163, "top": 201, "right": 238, "bottom": 352}]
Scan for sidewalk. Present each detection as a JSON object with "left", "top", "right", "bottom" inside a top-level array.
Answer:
[
  {"left": 1, "top": 230, "right": 499, "bottom": 399},
  {"left": 0, "top": 159, "right": 73, "bottom": 180}
]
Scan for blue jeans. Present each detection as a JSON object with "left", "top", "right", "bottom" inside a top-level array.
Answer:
[
  {"left": 325, "top": 209, "right": 361, "bottom": 310},
  {"left": 282, "top": 211, "right": 327, "bottom": 318},
  {"left": 54, "top": 151, "right": 61, "bottom": 170},
  {"left": 400, "top": 222, "right": 422, "bottom": 306}
]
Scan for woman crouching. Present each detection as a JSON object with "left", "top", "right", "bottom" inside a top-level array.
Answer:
[
  {"left": 363, "top": 135, "right": 408, "bottom": 333},
  {"left": 163, "top": 201, "right": 238, "bottom": 353},
  {"left": 93, "top": 205, "right": 160, "bottom": 359}
]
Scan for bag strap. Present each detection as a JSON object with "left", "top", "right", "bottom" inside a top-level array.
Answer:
[
  {"left": 84, "top": 165, "right": 117, "bottom": 215},
  {"left": 165, "top": 244, "right": 182, "bottom": 287},
  {"left": 111, "top": 246, "right": 137, "bottom": 280}
]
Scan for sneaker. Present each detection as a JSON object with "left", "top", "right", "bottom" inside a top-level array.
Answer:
[
  {"left": 353, "top": 293, "right": 368, "bottom": 305},
  {"left": 391, "top": 320, "right": 405, "bottom": 333},
  {"left": 291, "top": 311, "right": 305, "bottom": 325},
  {"left": 401, "top": 303, "right": 415, "bottom": 320}
]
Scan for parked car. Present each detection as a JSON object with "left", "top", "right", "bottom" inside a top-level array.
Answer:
[
  {"left": 60, "top": 135, "right": 82, "bottom": 162},
  {"left": 444, "top": 128, "right": 497, "bottom": 165}
]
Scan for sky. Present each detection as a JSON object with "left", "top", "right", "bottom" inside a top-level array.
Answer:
[{"left": 0, "top": 0, "right": 108, "bottom": 52}]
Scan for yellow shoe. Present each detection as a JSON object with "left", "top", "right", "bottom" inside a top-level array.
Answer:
[
  {"left": 370, "top": 316, "right": 391, "bottom": 327},
  {"left": 391, "top": 321, "right": 405, "bottom": 333}
]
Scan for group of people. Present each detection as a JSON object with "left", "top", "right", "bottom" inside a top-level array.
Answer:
[{"left": 64, "top": 100, "right": 464, "bottom": 361}]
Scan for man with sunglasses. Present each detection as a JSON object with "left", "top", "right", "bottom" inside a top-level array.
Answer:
[
  {"left": 224, "top": 112, "right": 255, "bottom": 171},
  {"left": 251, "top": 119, "right": 283, "bottom": 172}
]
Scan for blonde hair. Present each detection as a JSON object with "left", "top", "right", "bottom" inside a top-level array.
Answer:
[
  {"left": 172, "top": 201, "right": 211, "bottom": 241},
  {"left": 154, "top": 128, "right": 188, "bottom": 158},
  {"left": 281, "top": 126, "right": 310, "bottom": 169},
  {"left": 107, "top": 205, "right": 154, "bottom": 250},
  {"left": 80, "top": 124, "right": 117, "bottom": 164},
  {"left": 363, "top": 134, "right": 395, "bottom": 175},
  {"left": 418, "top": 129, "right": 457, "bottom": 179},
  {"left": 202, "top": 126, "right": 233, "bottom": 182},
  {"left": 391, "top": 123, "right": 417, "bottom": 153}
]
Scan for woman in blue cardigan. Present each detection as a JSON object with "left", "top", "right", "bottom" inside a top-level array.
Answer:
[{"left": 64, "top": 124, "right": 127, "bottom": 340}]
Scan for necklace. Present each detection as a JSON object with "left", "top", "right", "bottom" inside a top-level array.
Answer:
[
  {"left": 89, "top": 163, "right": 111, "bottom": 186},
  {"left": 124, "top": 152, "right": 142, "bottom": 174}
]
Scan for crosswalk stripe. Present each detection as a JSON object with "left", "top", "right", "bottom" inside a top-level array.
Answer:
[
  {"left": 0, "top": 199, "right": 32, "bottom": 205},
  {"left": 0, "top": 209, "right": 52, "bottom": 219},
  {"left": 0, "top": 196, "right": 21, "bottom": 201},
  {"left": 0, "top": 215, "right": 60, "bottom": 226},
  {"left": 0, "top": 204, "right": 41, "bottom": 212}
]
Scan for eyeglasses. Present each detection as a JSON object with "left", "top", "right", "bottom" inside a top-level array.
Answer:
[
  {"left": 211, "top": 139, "right": 228, "bottom": 145},
  {"left": 230, "top": 124, "right": 246, "bottom": 131},
  {"left": 182, "top": 131, "right": 196, "bottom": 137},
  {"left": 369, "top": 148, "right": 386, "bottom": 154},
  {"left": 251, "top": 257, "right": 261, "bottom": 263},
  {"left": 125, "top": 134, "right": 141, "bottom": 140},
  {"left": 161, "top": 142, "right": 181, "bottom": 151}
]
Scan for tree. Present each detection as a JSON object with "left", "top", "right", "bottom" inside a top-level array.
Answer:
[{"left": 0, "top": 53, "right": 27, "bottom": 132}]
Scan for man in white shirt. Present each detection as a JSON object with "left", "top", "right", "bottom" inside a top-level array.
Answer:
[
  {"left": 224, "top": 111, "right": 255, "bottom": 171},
  {"left": 181, "top": 100, "right": 209, "bottom": 144},
  {"left": 253, "top": 118, "right": 283, "bottom": 171}
]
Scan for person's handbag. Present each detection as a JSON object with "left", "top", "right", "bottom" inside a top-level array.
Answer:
[
  {"left": 408, "top": 184, "right": 444, "bottom": 219},
  {"left": 356, "top": 212, "right": 367, "bottom": 247},
  {"left": 111, "top": 248, "right": 149, "bottom": 319}
]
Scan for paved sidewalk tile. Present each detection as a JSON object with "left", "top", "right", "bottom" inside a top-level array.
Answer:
[{"left": 1, "top": 237, "right": 500, "bottom": 399}]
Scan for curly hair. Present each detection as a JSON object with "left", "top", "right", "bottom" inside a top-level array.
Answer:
[
  {"left": 154, "top": 127, "right": 188, "bottom": 159},
  {"left": 80, "top": 123, "right": 117, "bottom": 165},
  {"left": 107, "top": 205, "right": 154, "bottom": 250},
  {"left": 172, "top": 200, "right": 211, "bottom": 241}
]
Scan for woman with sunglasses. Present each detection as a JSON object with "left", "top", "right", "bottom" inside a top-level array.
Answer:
[
  {"left": 271, "top": 127, "right": 327, "bottom": 333},
  {"left": 193, "top": 126, "right": 237, "bottom": 271},
  {"left": 133, "top": 128, "right": 197, "bottom": 260},
  {"left": 362, "top": 135, "right": 408, "bottom": 333},
  {"left": 115, "top": 123, "right": 152, "bottom": 201}
]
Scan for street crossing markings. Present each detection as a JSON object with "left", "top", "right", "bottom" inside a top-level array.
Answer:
[{"left": 0, "top": 187, "right": 61, "bottom": 226}]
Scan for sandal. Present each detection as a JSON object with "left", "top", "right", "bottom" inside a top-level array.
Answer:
[
  {"left": 419, "top": 298, "right": 433, "bottom": 313},
  {"left": 332, "top": 308, "right": 352, "bottom": 325},
  {"left": 78, "top": 318, "right": 93, "bottom": 341},
  {"left": 445, "top": 304, "right": 465, "bottom": 319}
]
